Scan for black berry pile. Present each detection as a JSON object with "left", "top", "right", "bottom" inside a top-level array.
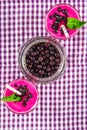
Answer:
[
  {"left": 25, "top": 42, "right": 61, "bottom": 78},
  {"left": 14, "top": 84, "right": 33, "bottom": 107},
  {"left": 49, "top": 7, "right": 69, "bottom": 34}
]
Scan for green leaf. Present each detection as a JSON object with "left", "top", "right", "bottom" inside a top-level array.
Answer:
[
  {"left": 67, "top": 18, "right": 86, "bottom": 30},
  {"left": 1, "top": 93, "right": 21, "bottom": 102}
]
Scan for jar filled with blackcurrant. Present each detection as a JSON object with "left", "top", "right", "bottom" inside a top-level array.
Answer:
[{"left": 19, "top": 37, "right": 66, "bottom": 84}]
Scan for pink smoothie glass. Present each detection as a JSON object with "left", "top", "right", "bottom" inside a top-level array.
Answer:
[
  {"left": 46, "top": 4, "right": 80, "bottom": 40},
  {"left": 4, "top": 79, "right": 38, "bottom": 114}
]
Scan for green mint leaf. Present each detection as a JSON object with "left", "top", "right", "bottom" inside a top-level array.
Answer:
[
  {"left": 67, "top": 18, "right": 86, "bottom": 30},
  {"left": 1, "top": 93, "right": 21, "bottom": 102}
]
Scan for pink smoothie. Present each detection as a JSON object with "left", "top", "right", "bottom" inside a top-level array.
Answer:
[
  {"left": 46, "top": 4, "right": 80, "bottom": 40},
  {"left": 4, "top": 79, "right": 38, "bottom": 114}
]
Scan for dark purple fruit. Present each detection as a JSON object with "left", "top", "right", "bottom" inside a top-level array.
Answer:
[
  {"left": 49, "top": 15, "right": 54, "bottom": 19},
  {"left": 53, "top": 12, "right": 58, "bottom": 17},
  {"left": 42, "top": 66, "right": 46, "bottom": 70},
  {"left": 45, "top": 59, "right": 49, "bottom": 64},
  {"left": 62, "top": 9, "right": 68, "bottom": 14},
  {"left": 37, "top": 64, "right": 42, "bottom": 69},
  {"left": 28, "top": 93, "right": 33, "bottom": 98},
  {"left": 45, "top": 43, "right": 50, "bottom": 47},
  {"left": 24, "top": 97, "right": 29, "bottom": 102},
  {"left": 38, "top": 45, "right": 44, "bottom": 51},
  {"left": 55, "top": 66, "right": 59, "bottom": 70},
  {"left": 40, "top": 46, "right": 44, "bottom": 51},
  {"left": 49, "top": 46, "right": 54, "bottom": 50},
  {"left": 35, "top": 51, "right": 39, "bottom": 55},
  {"left": 56, "top": 15, "right": 63, "bottom": 22},
  {"left": 22, "top": 89, "right": 28, "bottom": 96},
  {"left": 57, "top": 7, "right": 62, "bottom": 12},
  {"left": 55, "top": 53, "right": 60, "bottom": 57},
  {"left": 52, "top": 66, "right": 55, "bottom": 70},
  {"left": 50, "top": 61, "right": 55, "bottom": 66},
  {"left": 39, "top": 70, "right": 44, "bottom": 75},
  {"left": 55, "top": 14, "right": 62, "bottom": 20},
  {"left": 51, "top": 23, "right": 58, "bottom": 31},
  {"left": 50, "top": 50, "right": 55, "bottom": 55},
  {"left": 35, "top": 73, "right": 40, "bottom": 77},
  {"left": 47, "top": 67, "right": 51, "bottom": 72},
  {"left": 42, "top": 61, "right": 46, "bottom": 65},
  {"left": 48, "top": 72, "right": 52, "bottom": 76},
  {"left": 63, "top": 17, "right": 67, "bottom": 21},
  {"left": 26, "top": 59, "right": 30, "bottom": 64},
  {"left": 23, "top": 85, "right": 27, "bottom": 88},
  {"left": 28, "top": 64, "right": 32, "bottom": 68},
  {"left": 46, "top": 54, "right": 50, "bottom": 58},
  {"left": 55, "top": 58, "right": 60, "bottom": 63},
  {"left": 22, "top": 101, "right": 27, "bottom": 107},
  {"left": 31, "top": 51, "right": 36, "bottom": 56},
  {"left": 34, "top": 60, "right": 39, "bottom": 64},
  {"left": 31, "top": 45, "right": 37, "bottom": 50},
  {"left": 37, "top": 46, "right": 41, "bottom": 50},
  {"left": 62, "top": 9, "right": 68, "bottom": 17},
  {"left": 38, "top": 56, "right": 43, "bottom": 62},
  {"left": 54, "top": 20, "right": 60, "bottom": 24},
  {"left": 19, "top": 87, "right": 23, "bottom": 92},
  {"left": 50, "top": 56, "right": 55, "bottom": 60},
  {"left": 35, "top": 68, "right": 38, "bottom": 72},
  {"left": 31, "top": 57, "right": 35, "bottom": 61},
  {"left": 30, "top": 69, "right": 35, "bottom": 74},
  {"left": 45, "top": 50, "right": 49, "bottom": 53},
  {"left": 41, "top": 51, "right": 45, "bottom": 55}
]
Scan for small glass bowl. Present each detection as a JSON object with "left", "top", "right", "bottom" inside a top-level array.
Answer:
[
  {"left": 4, "top": 79, "right": 38, "bottom": 114},
  {"left": 46, "top": 3, "right": 80, "bottom": 40},
  {"left": 18, "top": 37, "right": 66, "bottom": 84}
]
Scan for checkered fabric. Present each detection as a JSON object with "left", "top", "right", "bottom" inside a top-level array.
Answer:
[{"left": 0, "top": 0, "right": 87, "bottom": 130}]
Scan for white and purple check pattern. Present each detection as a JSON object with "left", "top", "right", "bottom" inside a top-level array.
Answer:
[{"left": 0, "top": 0, "right": 87, "bottom": 130}]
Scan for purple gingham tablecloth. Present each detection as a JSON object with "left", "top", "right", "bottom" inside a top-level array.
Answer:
[{"left": 0, "top": 0, "right": 87, "bottom": 130}]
